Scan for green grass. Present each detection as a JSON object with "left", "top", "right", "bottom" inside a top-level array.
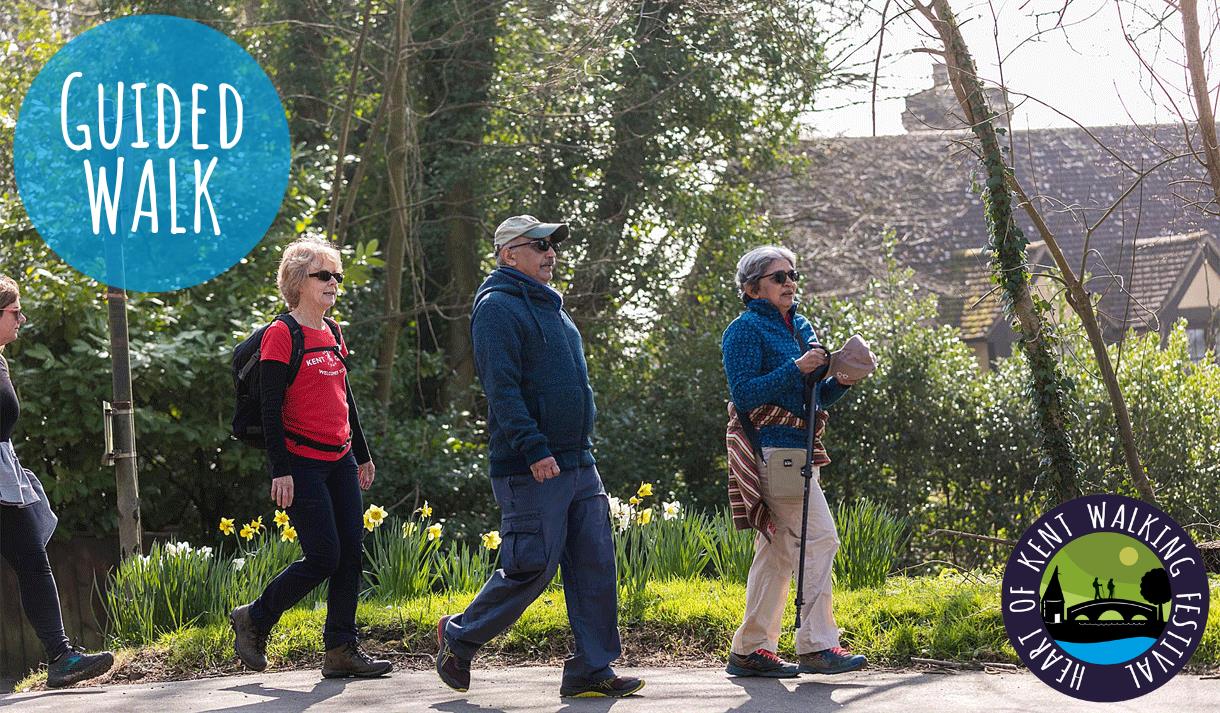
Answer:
[{"left": 16, "top": 573, "right": 1219, "bottom": 692}]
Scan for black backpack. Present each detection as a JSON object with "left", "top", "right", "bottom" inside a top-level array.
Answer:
[{"left": 231, "top": 314, "right": 348, "bottom": 450}]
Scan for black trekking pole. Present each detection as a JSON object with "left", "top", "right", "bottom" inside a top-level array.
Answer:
[{"left": 793, "top": 355, "right": 828, "bottom": 631}]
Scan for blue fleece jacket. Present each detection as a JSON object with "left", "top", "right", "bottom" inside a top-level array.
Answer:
[
  {"left": 722, "top": 298, "right": 849, "bottom": 449},
  {"left": 471, "top": 267, "right": 597, "bottom": 477}
]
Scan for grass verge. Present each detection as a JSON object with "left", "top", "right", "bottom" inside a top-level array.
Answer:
[{"left": 15, "top": 573, "right": 1220, "bottom": 691}]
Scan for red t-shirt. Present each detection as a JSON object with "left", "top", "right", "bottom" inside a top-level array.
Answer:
[{"left": 260, "top": 319, "right": 352, "bottom": 461}]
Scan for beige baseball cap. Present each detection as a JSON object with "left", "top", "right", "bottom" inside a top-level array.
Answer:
[
  {"left": 829, "top": 334, "right": 878, "bottom": 382},
  {"left": 493, "top": 215, "right": 570, "bottom": 250}
]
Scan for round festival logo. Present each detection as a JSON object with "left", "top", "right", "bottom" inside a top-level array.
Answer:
[
  {"left": 13, "top": 15, "right": 290, "bottom": 292},
  {"left": 1002, "top": 494, "right": 1208, "bottom": 702}
]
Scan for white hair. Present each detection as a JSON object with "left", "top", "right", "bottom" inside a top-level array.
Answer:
[{"left": 735, "top": 245, "right": 796, "bottom": 302}]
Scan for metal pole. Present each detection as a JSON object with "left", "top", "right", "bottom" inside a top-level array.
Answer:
[
  {"left": 107, "top": 287, "right": 141, "bottom": 558},
  {"left": 794, "top": 359, "right": 827, "bottom": 631}
]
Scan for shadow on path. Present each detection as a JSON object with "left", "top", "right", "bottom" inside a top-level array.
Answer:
[
  {"left": 723, "top": 671, "right": 937, "bottom": 713},
  {"left": 195, "top": 677, "right": 355, "bottom": 713}
]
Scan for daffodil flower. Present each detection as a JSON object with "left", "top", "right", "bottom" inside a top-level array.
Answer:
[
  {"left": 363, "top": 513, "right": 376, "bottom": 532},
  {"left": 240, "top": 524, "right": 255, "bottom": 540},
  {"left": 281, "top": 525, "right": 298, "bottom": 542},
  {"left": 637, "top": 483, "right": 653, "bottom": 498},
  {"left": 403, "top": 521, "right": 418, "bottom": 538},
  {"left": 219, "top": 517, "right": 235, "bottom": 536},
  {"left": 365, "top": 504, "right": 388, "bottom": 527},
  {"left": 274, "top": 510, "right": 290, "bottom": 528},
  {"left": 481, "top": 530, "right": 502, "bottom": 550},
  {"left": 416, "top": 501, "right": 433, "bottom": 519},
  {"left": 427, "top": 523, "right": 443, "bottom": 541},
  {"left": 637, "top": 507, "right": 653, "bottom": 525},
  {"left": 629, "top": 496, "right": 641, "bottom": 506},
  {"left": 662, "top": 501, "right": 681, "bottom": 520},
  {"left": 233, "top": 557, "right": 246, "bottom": 571}
]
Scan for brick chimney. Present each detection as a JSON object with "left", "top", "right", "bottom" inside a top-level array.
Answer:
[{"left": 901, "top": 63, "right": 1010, "bottom": 133}]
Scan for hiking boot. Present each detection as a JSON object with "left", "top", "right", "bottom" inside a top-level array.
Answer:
[
  {"left": 725, "top": 648, "right": 800, "bottom": 678},
  {"left": 230, "top": 604, "right": 269, "bottom": 672},
  {"left": 46, "top": 646, "right": 113, "bottom": 688},
  {"left": 322, "top": 641, "right": 392, "bottom": 678},
  {"left": 798, "top": 647, "right": 866, "bottom": 674},
  {"left": 559, "top": 675, "right": 645, "bottom": 698},
  {"left": 435, "top": 614, "right": 470, "bottom": 692}
]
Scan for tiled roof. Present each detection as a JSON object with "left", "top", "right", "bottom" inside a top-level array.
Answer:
[
  {"left": 1101, "top": 231, "right": 1211, "bottom": 330},
  {"left": 775, "top": 124, "right": 1220, "bottom": 334}
]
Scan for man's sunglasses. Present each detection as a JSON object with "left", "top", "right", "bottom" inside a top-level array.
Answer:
[
  {"left": 761, "top": 269, "right": 800, "bottom": 285},
  {"left": 505, "top": 238, "right": 559, "bottom": 253},
  {"left": 309, "top": 270, "right": 344, "bottom": 283},
  {"left": 1, "top": 307, "right": 23, "bottom": 319}
]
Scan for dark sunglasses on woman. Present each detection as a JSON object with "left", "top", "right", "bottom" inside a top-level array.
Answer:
[
  {"left": 763, "top": 269, "right": 800, "bottom": 285},
  {"left": 309, "top": 270, "right": 344, "bottom": 283},
  {"left": 507, "top": 238, "right": 559, "bottom": 253}
]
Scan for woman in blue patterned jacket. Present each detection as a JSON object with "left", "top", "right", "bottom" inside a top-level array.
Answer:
[{"left": 720, "top": 246, "right": 867, "bottom": 678}]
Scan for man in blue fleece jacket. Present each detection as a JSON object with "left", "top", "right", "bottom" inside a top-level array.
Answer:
[{"left": 435, "top": 215, "right": 643, "bottom": 699}]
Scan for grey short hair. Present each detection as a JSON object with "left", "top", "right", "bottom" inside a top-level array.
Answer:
[
  {"left": 736, "top": 245, "right": 796, "bottom": 302},
  {"left": 277, "top": 237, "right": 342, "bottom": 309}
]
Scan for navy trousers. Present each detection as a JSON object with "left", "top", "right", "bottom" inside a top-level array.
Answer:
[
  {"left": 444, "top": 464, "right": 621, "bottom": 683},
  {"left": 250, "top": 452, "right": 363, "bottom": 650},
  {"left": 0, "top": 503, "right": 70, "bottom": 660}
]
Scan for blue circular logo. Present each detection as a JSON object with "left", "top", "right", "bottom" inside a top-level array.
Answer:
[{"left": 14, "top": 15, "right": 290, "bottom": 292}]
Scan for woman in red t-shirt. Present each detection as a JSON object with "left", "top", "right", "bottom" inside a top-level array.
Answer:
[{"left": 229, "top": 237, "right": 391, "bottom": 679}]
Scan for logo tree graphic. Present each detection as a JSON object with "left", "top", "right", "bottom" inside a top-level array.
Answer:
[{"left": 1140, "top": 567, "right": 1171, "bottom": 621}]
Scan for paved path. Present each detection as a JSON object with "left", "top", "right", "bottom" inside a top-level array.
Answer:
[{"left": 0, "top": 667, "right": 1215, "bottom": 712}]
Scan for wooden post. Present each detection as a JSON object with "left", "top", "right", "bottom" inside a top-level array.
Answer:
[{"left": 106, "top": 286, "right": 142, "bottom": 558}]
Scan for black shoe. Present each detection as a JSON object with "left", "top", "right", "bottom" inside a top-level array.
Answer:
[
  {"left": 230, "top": 604, "right": 269, "bottom": 672},
  {"left": 46, "top": 646, "right": 114, "bottom": 688},
  {"left": 322, "top": 641, "right": 393, "bottom": 678},
  {"left": 726, "top": 648, "right": 800, "bottom": 678},
  {"left": 435, "top": 614, "right": 470, "bottom": 692},
  {"left": 559, "top": 676, "right": 645, "bottom": 698}
]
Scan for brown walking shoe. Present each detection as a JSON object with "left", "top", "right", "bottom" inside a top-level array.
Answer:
[
  {"left": 229, "top": 604, "right": 269, "bottom": 672},
  {"left": 322, "top": 641, "right": 393, "bottom": 678}
]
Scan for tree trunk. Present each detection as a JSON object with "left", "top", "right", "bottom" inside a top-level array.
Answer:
[
  {"left": 373, "top": 0, "right": 421, "bottom": 418},
  {"left": 1181, "top": 0, "right": 1220, "bottom": 208},
  {"left": 923, "top": 0, "right": 1083, "bottom": 504},
  {"left": 565, "top": 0, "right": 674, "bottom": 335}
]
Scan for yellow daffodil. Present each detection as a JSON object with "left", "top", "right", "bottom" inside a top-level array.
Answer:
[
  {"left": 629, "top": 496, "right": 641, "bottom": 506},
  {"left": 427, "top": 523, "right": 443, "bottom": 541},
  {"left": 416, "top": 501, "right": 433, "bottom": 519},
  {"left": 281, "top": 525, "right": 298, "bottom": 542},
  {"left": 219, "top": 517, "right": 235, "bottom": 536},
  {"left": 274, "top": 510, "right": 290, "bottom": 528},
  {"left": 637, "top": 507, "right": 653, "bottom": 525},
  {"left": 365, "top": 504, "right": 388, "bottom": 527},
  {"left": 239, "top": 524, "right": 255, "bottom": 540},
  {"left": 481, "top": 530, "right": 502, "bottom": 550},
  {"left": 402, "top": 521, "right": 418, "bottom": 538},
  {"left": 252, "top": 515, "right": 265, "bottom": 532},
  {"left": 637, "top": 482, "right": 653, "bottom": 498},
  {"left": 363, "top": 513, "right": 376, "bottom": 532}
]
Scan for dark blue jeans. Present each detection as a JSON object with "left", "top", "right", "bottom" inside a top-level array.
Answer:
[
  {"left": 250, "top": 452, "right": 363, "bottom": 650},
  {"left": 444, "top": 464, "right": 621, "bottom": 684},
  {"left": 0, "top": 503, "right": 70, "bottom": 660}
]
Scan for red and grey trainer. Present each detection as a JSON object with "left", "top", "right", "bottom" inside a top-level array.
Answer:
[
  {"left": 726, "top": 648, "right": 800, "bottom": 678},
  {"left": 798, "top": 646, "right": 867, "bottom": 674},
  {"left": 435, "top": 614, "right": 471, "bottom": 692}
]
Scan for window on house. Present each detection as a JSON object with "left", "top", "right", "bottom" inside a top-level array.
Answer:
[{"left": 1187, "top": 328, "right": 1207, "bottom": 361}]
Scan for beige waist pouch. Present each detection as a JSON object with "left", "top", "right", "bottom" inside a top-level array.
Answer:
[{"left": 760, "top": 447, "right": 807, "bottom": 501}]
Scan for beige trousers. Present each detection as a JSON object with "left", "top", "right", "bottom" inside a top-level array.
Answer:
[{"left": 731, "top": 447, "right": 840, "bottom": 656}]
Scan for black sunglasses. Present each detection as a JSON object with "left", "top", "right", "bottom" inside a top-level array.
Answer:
[
  {"left": 309, "top": 270, "right": 344, "bottom": 284},
  {"left": 506, "top": 238, "right": 559, "bottom": 253},
  {"left": 761, "top": 269, "right": 800, "bottom": 285}
]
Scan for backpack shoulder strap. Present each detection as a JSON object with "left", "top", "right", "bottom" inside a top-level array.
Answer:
[
  {"left": 322, "top": 317, "right": 347, "bottom": 366},
  {"left": 276, "top": 314, "right": 307, "bottom": 386}
]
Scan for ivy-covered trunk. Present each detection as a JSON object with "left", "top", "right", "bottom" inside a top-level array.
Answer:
[{"left": 924, "top": 0, "right": 1082, "bottom": 504}]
